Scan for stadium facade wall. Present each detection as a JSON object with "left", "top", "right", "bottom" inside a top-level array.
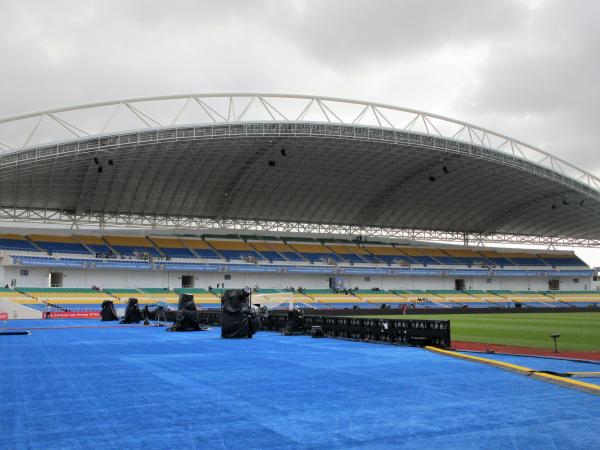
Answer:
[{"left": 1, "top": 266, "right": 592, "bottom": 291}]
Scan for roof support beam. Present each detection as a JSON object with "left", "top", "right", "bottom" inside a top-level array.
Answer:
[{"left": 0, "top": 207, "right": 599, "bottom": 248}]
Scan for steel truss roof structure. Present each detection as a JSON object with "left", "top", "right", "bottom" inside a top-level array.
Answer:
[{"left": 0, "top": 93, "right": 599, "bottom": 246}]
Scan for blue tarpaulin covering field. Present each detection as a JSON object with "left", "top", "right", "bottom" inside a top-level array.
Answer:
[{"left": 1, "top": 320, "right": 599, "bottom": 449}]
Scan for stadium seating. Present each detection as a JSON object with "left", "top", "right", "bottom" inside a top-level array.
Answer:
[
  {"left": 104, "top": 288, "right": 141, "bottom": 301},
  {"left": 303, "top": 289, "right": 361, "bottom": 308},
  {"left": 428, "top": 289, "right": 470, "bottom": 305},
  {"left": 0, "top": 288, "right": 35, "bottom": 303},
  {"left": 477, "top": 251, "right": 515, "bottom": 267},
  {"left": 394, "top": 290, "right": 448, "bottom": 307},
  {"left": 75, "top": 235, "right": 113, "bottom": 255},
  {"left": 326, "top": 244, "right": 369, "bottom": 263},
  {"left": 462, "top": 290, "right": 507, "bottom": 306},
  {"left": 262, "top": 242, "right": 305, "bottom": 262},
  {"left": 29, "top": 235, "right": 90, "bottom": 255},
  {"left": 248, "top": 242, "right": 287, "bottom": 262},
  {"left": 498, "top": 252, "right": 548, "bottom": 266},
  {"left": 138, "top": 288, "right": 180, "bottom": 304},
  {"left": 16, "top": 288, "right": 114, "bottom": 312},
  {"left": 489, "top": 290, "right": 557, "bottom": 307},
  {"left": 19, "top": 287, "right": 113, "bottom": 300},
  {"left": 0, "top": 234, "right": 40, "bottom": 252},
  {"left": 207, "top": 239, "right": 264, "bottom": 261},
  {"left": 179, "top": 239, "right": 221, "bottom": 259},
  {"left": 4, "top": 285, "right": 599, "bottom": 313},
  {"left": 542, "top": 290, "right": 600, "bottom": 307},
  {"left": 426, "top": 290, "right": 493, "bottom": 308},
  {"left": 353, "top": 289, "right": 409, "bottom": 308},
  {"left": 288, "top": 243, "right": 344, "bottom": 264},
  {"left": 539, "top": 255, "right": 587, "bottom": 267},
  {"left": 399, "top": 248, "right": 445, "bottom": 265},
  {"left": 440, "top": 249, "right": 490, "bottom": 266},
  {"left": 0, "top": 233, "right": 590, "bottom": 273},
  {"left": 149, "top": 237, "right": 195, "bottom": 258},
  {"left": 364, "top": 246, "right": 412, "bottom": 265},
  {"left": 103, "top": 236, "right": 161, "bottom": 257}
]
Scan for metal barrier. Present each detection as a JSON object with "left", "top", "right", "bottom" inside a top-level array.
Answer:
[
  {"left": 265, "top": 313, "right": 451, "bottom": 348},
  {"left": 163, "top": 310, "right": 451, "bottom": 348}
]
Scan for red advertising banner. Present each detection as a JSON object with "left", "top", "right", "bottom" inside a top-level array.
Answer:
[
  {"left": 0, "top": 312, "right": 8, "bottom": 320},
  {"left": 48, "top": 311, "right": 100, "bottom": 319}
]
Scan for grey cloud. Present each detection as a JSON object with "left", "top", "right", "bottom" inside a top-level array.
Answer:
[
  {"left": 265, "top": 0, "right": 526, "bottom": 66},
  {"left": 0, "top": 0, "right": 598, "bottom": 179},
  {"left": 458, "top": 0, "right": 600, "bottom": 172}
]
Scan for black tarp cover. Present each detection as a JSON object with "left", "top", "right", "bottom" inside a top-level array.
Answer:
[
  {"left": 167, "top": 294, "right": 202, "bottom": 332},
  {"left": 100, "top": 300, "right": 118, "bottom": 321},
  {"left": 221, "top": 289, "right": 254, "bottom": 338},
  {"left": 284, "top": 309, "right": 303, "bottom": 335},
  {"left": 120, "top": 298, "right": 143, "bottom": 324}
]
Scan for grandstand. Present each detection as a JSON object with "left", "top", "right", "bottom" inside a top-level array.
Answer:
[
  {"left": 0, "top": 93, "right": 598, "bottom": 318},
  {"left": 2, "top": 284, "right": 598, "bottom": 317}
]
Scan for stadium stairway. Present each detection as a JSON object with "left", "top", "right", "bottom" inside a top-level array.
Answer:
[
  {"left": 74, "top": 238, "right": 101, "bottom": 256},
  {"left": 148, "top": 237, "right": 195, "bottom": 258},
  {"left": 103, "top": 236, "right": 162, "bottom": 257},
  {"left": 28, "top": 235, "right": 91, "bottom": 255},
  {"left": 74, "top": 235, "right": 114, "bottom": 255},
  {"left": 99, "top": 236, "right": 121, "bottom": 256},
  {"left": 247, "top": 241, "right": 288, "bottom": 262},
  {"left": 206, "top": 239, "right": 265, "bottom": 262},
  {"left": 325, "top": 244, "right": 371, "bottom": 264},
  {"left": 0, "top": 298, "right": 43, "bottom": 319},
  {"left": 0, "top": 234, "right": 41, "bottom": 252},
  {"left": 179, "top": 239, "right": 222, "bottom": 260}
]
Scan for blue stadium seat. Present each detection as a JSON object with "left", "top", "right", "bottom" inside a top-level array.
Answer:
[{"left": 0, "top": 237, "right": 39, "bottom": 252}]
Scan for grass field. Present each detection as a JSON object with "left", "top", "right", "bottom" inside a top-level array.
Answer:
[{"left": 358, "top": 312, "right": 600, "bottom": 351}]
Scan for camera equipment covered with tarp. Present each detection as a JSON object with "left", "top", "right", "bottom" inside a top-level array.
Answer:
[
  {"left": 284, "top": 308, "right": 304, "bottom": 335},
  {"left": 167, "top": 294, "right": 204, "bottom": 332},
  {"left": 120, "top": 298, "right": 143, "bottom": 324},
  {"left": 100, "top": 300, "right": 118, "bottom": 321},
  {"left": 221, "top": 289, "right": 255, "bottom": 338}
]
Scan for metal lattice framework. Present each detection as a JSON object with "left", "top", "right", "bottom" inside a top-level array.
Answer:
[
  {"left": 1, "top": 206, "right": 598, "bottom": 248},
  {"left": 0, "top": 93, "right": 599, "bottom": 247},
  {"left": 1, "top": 93, "right": 599, "bottom": 192}
]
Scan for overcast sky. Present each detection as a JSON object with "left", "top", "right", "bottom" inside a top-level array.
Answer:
[{"left": 1, "top": 0, "right": 599, "bottom": 264}]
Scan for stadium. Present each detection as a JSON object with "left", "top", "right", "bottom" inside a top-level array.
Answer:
[{"left": 1, "top": 94, "right": 599, "bottom": 449}]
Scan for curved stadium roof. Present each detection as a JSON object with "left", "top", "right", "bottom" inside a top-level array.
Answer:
[{"left": 0, "top": 93, "right": 599, "bottom": 245}]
